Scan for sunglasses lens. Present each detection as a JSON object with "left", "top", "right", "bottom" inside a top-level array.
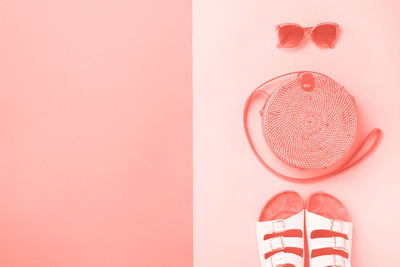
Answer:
[
  {"left": 277, "top": 25, "right": 304, "bottom": 48},
  {"left": 312, "top": 24, "right": 338, "bottom": 48}
]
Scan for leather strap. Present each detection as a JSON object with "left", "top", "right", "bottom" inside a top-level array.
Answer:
[{"left": 243, "top": 70, "right": 382, "bottom": 182}]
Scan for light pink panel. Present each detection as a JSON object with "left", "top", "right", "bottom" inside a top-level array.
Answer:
[
  {"left": 0, "top": 0, "right": 192, "bottom": 266},
  {"left": 194, "top": 0, "right": 400, "bottom": 266}
]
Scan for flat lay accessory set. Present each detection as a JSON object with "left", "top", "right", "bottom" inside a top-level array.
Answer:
[{"left": 248, "top": 22, "right": 382, "bottom": 267}]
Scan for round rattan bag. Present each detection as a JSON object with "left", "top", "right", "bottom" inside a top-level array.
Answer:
[{"left": 244, "top": 71, "right": 381, "bottom": 181}]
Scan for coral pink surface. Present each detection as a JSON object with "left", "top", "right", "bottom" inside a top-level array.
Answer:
[
  {"left": 0, "top": 0, "right": 192, "bottom": 266},
  {"left": 194, "top": 0, "right": 400, "bottom": 266}
]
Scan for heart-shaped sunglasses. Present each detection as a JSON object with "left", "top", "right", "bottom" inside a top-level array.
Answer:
[{"left": 276, "top": 22, "right": 339, "bottom": 48}]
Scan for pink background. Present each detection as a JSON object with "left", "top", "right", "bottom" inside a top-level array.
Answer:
[
  {"left": 194, "top": 0, "right": 400, "bottom": 266},
  {"left": 0, "top": 0, "right": 192, "bottom": 266}
]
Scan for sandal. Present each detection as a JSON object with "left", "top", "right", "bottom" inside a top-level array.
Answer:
[
  {"left": 257, "top": 191, "right": 305, "bottom": 267},
  {"left": 305, "top": 192, "right": 352, "bottom": 267}
]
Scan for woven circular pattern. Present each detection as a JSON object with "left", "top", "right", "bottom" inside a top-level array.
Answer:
[{"left": 262, "top": 74, "right": 358, "bottom": 169}]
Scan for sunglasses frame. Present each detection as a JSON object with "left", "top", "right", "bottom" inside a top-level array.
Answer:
[{"left": 276, "top": 22, "right": 339, "bottom": 48}]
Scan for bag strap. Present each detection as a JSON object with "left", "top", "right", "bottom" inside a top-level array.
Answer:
[{"left": 243, "top": 71, "right": 382, "bottom": 182}]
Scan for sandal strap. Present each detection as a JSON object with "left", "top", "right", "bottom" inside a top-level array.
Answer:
[
  {"left": 269, "top": 250, "right": 304, "bottom": 267},
  {"left": 309, "top": 254, "right": 351, "bottom": 267},
  {"left": 309, "top": 236, "right": 350, "bottom": 251},
  {"left": 306, "top": 211, "right": 352, "bottom": 235}
]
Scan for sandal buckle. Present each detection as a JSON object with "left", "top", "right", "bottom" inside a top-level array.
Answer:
[
  {"left": 272, "top": 220, "right": 286, "bottom": 233},
  {"left": 271, "top": 251, "right": 285, "bottom": 266},
  {"left": 269, "top": 236, "right": 285, "bottom": 251},
  {"left": 334, "top": 236, "right": 347, "bottom": 250},
  {"left": 331, "top": 220, "right": 345, "bottom": 233},
  {"left": 333, "top": 254, "right": 345, "bottom": 267}
]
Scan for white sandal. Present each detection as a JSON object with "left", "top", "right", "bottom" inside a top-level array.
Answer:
[
  {"left": 305, "top": 192, "right": 352, "bottom": 267},
  {"left": 257, "top": 191, "right": 304, "bottom": 267}
]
